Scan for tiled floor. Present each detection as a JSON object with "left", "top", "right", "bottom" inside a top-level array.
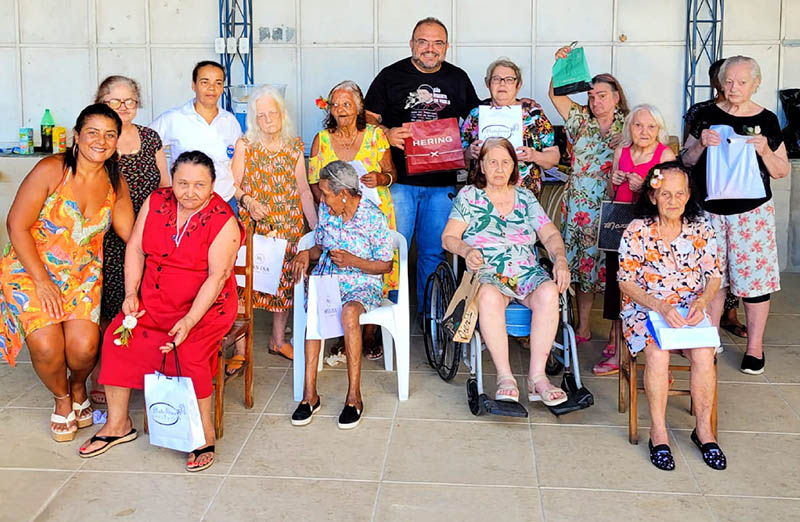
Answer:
[{"left": 2, "top": 274, "right": 800, "bottom": 521}]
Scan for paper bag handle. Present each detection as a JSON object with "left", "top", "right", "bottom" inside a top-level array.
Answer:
[{"left": 159, "top": 348, "right": 182, "bottom": 378}]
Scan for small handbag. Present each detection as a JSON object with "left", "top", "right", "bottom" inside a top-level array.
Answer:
[{"left": 597, "top": 187, "right": 636, "bottom": 252}]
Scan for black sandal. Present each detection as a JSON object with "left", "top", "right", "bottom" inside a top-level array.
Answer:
[
  {"left": 79, "top": 428, "right": 138, "bottom": 458},
  {"left": 648, "top": 439, "right": 675, "bottom": 471},
  {"left": 691, "top": 429, "right": 727, "bottom": 470},
  {"left": 186, "top": 444, "right": 215, "bottom": 472}
]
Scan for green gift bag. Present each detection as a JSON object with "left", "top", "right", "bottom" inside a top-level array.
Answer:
[{"left": 552, "top": 47, "right": 592, "bottom": 96}]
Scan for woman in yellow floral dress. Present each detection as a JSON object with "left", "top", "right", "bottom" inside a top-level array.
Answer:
[
  {"left": 231, "top": 86, "right": 317, "bottom": 365},
  {"left": 308, "top": 80, "right": 398, "bottom": 359},
  {"left": 0, "top": 104, "right": 134, "bottom": 441}
]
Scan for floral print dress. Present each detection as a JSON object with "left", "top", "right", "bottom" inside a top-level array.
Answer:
[
  {"left": 312, "top": 198, "right": 394, "bottom": 312},
  {"left": 449, "top": 185, "right": 552, "bottom": 299},
  {"left": 561, "top": 102, "right": 625, "bottom": 293},
  {"left": 618, "top": 217, "right": 721, "bottom": 354}
]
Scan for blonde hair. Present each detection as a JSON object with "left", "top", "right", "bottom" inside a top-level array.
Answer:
[
  {"left": 621, "top": 104, "right": 669, "bottom": 147},
  {"left": 243, "top": 85, "right": 295, "bottom": 145}
]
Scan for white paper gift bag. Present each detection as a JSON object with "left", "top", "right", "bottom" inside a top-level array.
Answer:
[
  {"left": 144, "top": 350, "right": 206, "bottom": 452},
  {"left": 236, "top": 234, "right": 287, "bottom": 295},
  {"left": 306, "top": 273, "right": 345, "bottom": 340},
  {"left": 705, "top": 124, "right": 766, "bottom": 201},
  {"left": 478, "top": 105, "right": 524, "bottom": 150}
]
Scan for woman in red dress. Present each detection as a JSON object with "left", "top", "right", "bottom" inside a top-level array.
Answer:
[{"left": 79, "top": 151, "right": 243, "bottom": 472}]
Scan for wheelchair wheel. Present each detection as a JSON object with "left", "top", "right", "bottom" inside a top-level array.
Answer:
[
  {"left": 423, "top": 262, "right": 462, "bottom": 381},
  {"left": 545, "top": 351, "right": 564, "bottom": 376},
  {"left": 466, "top": 377, "right": 481, "bottom": 416}
]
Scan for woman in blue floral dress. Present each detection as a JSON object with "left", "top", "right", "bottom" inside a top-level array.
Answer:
[
  {"left": 549, "top": 44, "right": 629, "bottom": 345},
  {"left": 291, "top": 161, "right": 393, "bottom": 430}
]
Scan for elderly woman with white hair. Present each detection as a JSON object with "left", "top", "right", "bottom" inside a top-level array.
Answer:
[
  {"left": 682, "top": 55, "right": 790, "bottom": 375},
  {"left": 230, "top": 85, "right": 318, "bottom": 365},
  {"left": 594, "top": 104, "right": 676, "bottom": 376},
  {"left": 291, "top": 160, "right": 394, "bottom": 429}
]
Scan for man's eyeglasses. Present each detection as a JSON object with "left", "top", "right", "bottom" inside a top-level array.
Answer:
[
  {"left": 414, "top": 38, "right": 447, "bottom": 49},
  {"left": 105, "top": 98, "right": 138, "bottom": 110}
]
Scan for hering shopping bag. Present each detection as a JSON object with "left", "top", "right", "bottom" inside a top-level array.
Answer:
[
  {"left": 441, "top": 270, "right": 481, "bottom": 343},
  {"left": 552, "top": 46, "right": 592, "bottom": 96},
  {"left": 403, "top": 118, "right": 466, "bottom": 174},
  {"left": 144, "top": 349, "right": 206, "bottom": 452},
  {"left": 705, "top": 124, "right": 766, "bottom": 201}
]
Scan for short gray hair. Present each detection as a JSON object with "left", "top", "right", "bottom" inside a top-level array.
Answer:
[
  {"left": 485, "top": 57, "right": 522, "bottom": 87},
  {"left": 718, "top": 55, "right": 762, "bottom": 87},
  {"left": 319, "top": 160, "right": 360, "bottom": 196},
  {"left": 621, "top": 104, "right": 669, "bottom": 147}
]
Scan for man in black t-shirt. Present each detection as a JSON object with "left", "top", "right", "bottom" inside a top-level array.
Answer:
[{"left": 365, "top": 17, "right": 480, "bottom": 315}]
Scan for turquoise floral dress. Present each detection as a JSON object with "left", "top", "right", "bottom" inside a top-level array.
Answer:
[
  {"left": 561, "top": 102, "right": 625, "bottom": 293},
  {"left": 449, "top": 185, "right": 552, "bottom": 299},
  {"left": 313, "top": 198, "right": 394, "bottom": 311}
]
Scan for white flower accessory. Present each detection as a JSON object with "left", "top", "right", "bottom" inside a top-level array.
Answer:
[
  {"left": 649, "top": 169, "right": 664, "bottom": 189},
  {"left": 113, "top": 314, "right": 138, "bottom": 347}
]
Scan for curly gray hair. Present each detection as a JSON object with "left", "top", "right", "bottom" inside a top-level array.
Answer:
[{"left": 319, "top": 160, "right": 360, "bottom": 196}]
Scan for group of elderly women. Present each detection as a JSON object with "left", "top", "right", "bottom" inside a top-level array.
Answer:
[{"left": 0, "top": 45, "right": 789, "bottom": 474}]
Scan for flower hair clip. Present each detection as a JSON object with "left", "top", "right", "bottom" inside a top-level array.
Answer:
[
  {"left": 649, "top": 169, "right": 663, "bottom": 189},
  {"left": 112, "top": 315, "right": 138, "bottom": 347},
  {"left": 315, "top": 96, "right": 329, "bottom": 111}
]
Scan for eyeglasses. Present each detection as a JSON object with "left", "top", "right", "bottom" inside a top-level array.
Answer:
[
  {"left": 105, "top": 98, "right": 138, "bottom": 110},
  {"left": 490, "top": 76, "right": 518, "bottom": 85},
  {"left": 414, "top": 38, "right": 447, "bottom": 49}
]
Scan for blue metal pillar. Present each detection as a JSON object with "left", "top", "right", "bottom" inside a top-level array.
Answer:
[
  {"left": 218, "top": 0, "right": 254, "bottom": 112},
  {"left": 683, "top": 0, "right": 724, "bottom": 134}
]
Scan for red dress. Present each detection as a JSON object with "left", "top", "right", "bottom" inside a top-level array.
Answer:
[{"left": 99, "top": 188, "right": 243, "bottom": 399}]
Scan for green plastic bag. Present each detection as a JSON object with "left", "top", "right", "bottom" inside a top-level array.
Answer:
[{"left": 552, "top": 47, "right": 592, "bottom": 96}]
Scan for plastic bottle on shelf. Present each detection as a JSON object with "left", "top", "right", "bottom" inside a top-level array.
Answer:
[{"left": 41, "top": 109, "right": 54, "bottom": 152}]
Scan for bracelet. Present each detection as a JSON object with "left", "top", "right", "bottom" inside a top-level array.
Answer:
[
  {"left": 384, "top": 172, "right": 394, "bottom": 188},
  {"left": 238, "top": 193, "right": 249, "bottom": 207}
]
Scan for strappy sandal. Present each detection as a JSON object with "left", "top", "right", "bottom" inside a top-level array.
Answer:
[
  {"left": 691, "top": 429, "right": 727, "bottom": 470},
  {"left": 592, "top": 359, "right": 619, "bottom": 376},
  {"left": 648, "top": 439, "right": 675, "bottom": 471},
  {"left": 363, "top": 334, "right": 383, "bottom": 360},
  {"left": 601, "top": 343, "right": 616, "bottom": 359},
  {"left": 225, "top": 354, "right": 246, "bottom": 376},
  {"left": 186, "top": 445, "right": 215, "bottom": 472},
  {"left": 51, "top": 410, "right": 78, "bottom": 442},
  {"left": 495, "top": 374, "right": 519, "bottom": 402},
  {"left": 89, "top": 388, "right": 106, "bottom": 405},
  {"left": 527, "top": 375, "right": 568, "bottom": 406},
  {"left": 78, "top": 428, "right": 137, "bottom": 458},
  {"left": 269, "top": 340, "right": 293, "bottom": 361},
  {"left": 72, "top": 399, "right": 93, "bottom": 429}
]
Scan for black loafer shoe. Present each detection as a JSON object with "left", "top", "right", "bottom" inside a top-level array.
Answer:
[
  {"left": 291, "top": 398, "right": 321, "bottom": 426},
  {"left": 648, "top": 439, "right": 675, "bottom": 471},
  {"left": 740, "top": 353, "right": 765, "bottom": 375},
  {"left": 337, "top": 402, "right": 363, "bottom": 430},
  {"left": 691, "top": 429, "right": 727, "bottom": 470}
]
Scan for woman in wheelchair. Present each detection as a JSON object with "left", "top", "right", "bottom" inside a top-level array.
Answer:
[
  {"left": 618, "top": 162, "right": 726, "bottom": 471},
  {"left": 442, "top": 137, "right": 570, "bottom": 406},
  {"left": 290, "top": 161, "right": 394, "bottom": 429}
]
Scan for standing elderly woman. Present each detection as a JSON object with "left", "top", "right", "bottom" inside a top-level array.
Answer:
[
  {"left": 0, "top": 104, "right": 134, "bottom": 441},
  {"left": 618, "top": 161, "right": 725, "bottom": 471},
  {"left": 291, "top": 161, "right": 393, "bottom": 429},
  {"left": 231, "top": 85, "right": 318, "bottom": 365},
  {"left": 308, "top": 80, "right": 398, "bottom": 359},
  {"left": 461, "top": 58, "right": 560, "bottom": 198},
  {"left": 79, "top": 151, "right": 243, "bottom": 472},
  {"left": 442, "top": 138, "right": 570, "bottom": 405},
  {"left": 549, "top": 45, "right": 629, "bottom": 348},
  {"left": 682, "top": 55, "right": 790, "bottom": 375},
  {"left": 594, "top": 104, "right": 676, "bottom": 376}
]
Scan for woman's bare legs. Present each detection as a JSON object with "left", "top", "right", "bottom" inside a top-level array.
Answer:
[
  {"left": 575, "top": 289, "right": 594, "bottom": 340},
  {"left": 79, "top": 385, "right": 132, "bottom": 453},
  {"left": 477, "top": 284, "right": 513, "bottom": 378},
  {"left": 341, "top": 301, "right": 366, "bottom": 407},
  {"left": 523, "top": 282, "right": 565, "bottom": 399},
  {"left": 643, "top": 343, "right": 671, "bottom": 446}
]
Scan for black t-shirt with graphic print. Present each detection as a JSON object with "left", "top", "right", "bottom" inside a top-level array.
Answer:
[{"left": 365, "top": 57, "right": 480, "bottom": 186}]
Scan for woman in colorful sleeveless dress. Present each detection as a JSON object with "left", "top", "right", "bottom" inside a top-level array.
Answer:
[
  {"left": 0, "top": 104, "right": 134, "bottom": 442},
  {"left": 549, "top": 44, "right": 629, "bottom": 351},
  {"left": 91, "top": 75, "right": 170, "bottom": 404},
  {"left": 231, "top": 85, "right": 318, "bottom": 365},
  {"left": 593, "top": 104, "right": 676, "bottom": 376},
  {"left": 308, "top": 81, "right": 397, "bottom": 360}
]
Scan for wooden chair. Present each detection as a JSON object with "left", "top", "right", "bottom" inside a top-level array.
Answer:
[{"left": 616, "top": 320, "right": 718, "bottom": 444}]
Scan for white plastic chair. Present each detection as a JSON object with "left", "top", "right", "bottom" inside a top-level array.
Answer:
[{"left": 292, "top": 230, "right": 410, "bottom": 401}]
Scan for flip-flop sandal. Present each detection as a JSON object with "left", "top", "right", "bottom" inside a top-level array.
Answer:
[
  {"left": 269, "top": 341, "right": 293, "bottom": 361},
  {"left": 225, "top": 354, "right": 246, "bottom": 376},
  {"left": 527, "top": 375, "right": 568, "bottom": 406},
  {"left": 601, "top": 343, "right": 616, "bottom": 359},
  {"left": 364, "top": 336, "right": 383, "bottom": 360},
  {"left": 89, "top": 388, "right": 106, "bottom": 405},
  {"left": 51, "top": 410, "right": 78, "bottom": 442},
  {"left": 592, "top": 359, "right": 620, "bottom": 376},
  {"left": 72, "top": 399, "right": 94, "bottom": 429},
  {"left": 576, "top": 335, "right": 592, "bottom": 344},
  {"left": 495, "top": 374, "right": 520, "bottom": 402},
  {"left": 79, "top": 428, "right": 137, "bottom": 458},
  {"left": 186, "top": 445, "right": 215, "bottom": 472}
]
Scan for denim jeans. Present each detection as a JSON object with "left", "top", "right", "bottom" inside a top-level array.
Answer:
[{"left": 390, "top": 183, "right": 456, "bottom": 314}]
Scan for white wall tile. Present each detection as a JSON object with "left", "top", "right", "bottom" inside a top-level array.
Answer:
[
  {"left": 377, "top": 46, "right": 411, "bottom": 70},
  {"left": 252, "top": 0, "right": 297, "bottom": 44},
  {"left": 0, "top": 49, "right": 20, "bottom": 140},
  {"left": 301, "top": 0, "right": 373, "bottom": 44},
  {"left": 782, "top": 47, "right": 800, "bottom": 91},
  {"left": 97, "top": 47, "right": 152, "bottom": 124},
  {"left": 21, "top": 48, "right": 92, "bottom": 141},
  {"left": 252, "top": 47, "right": 300, "bottom": 140},
  {"left": 456, "top": 0, "right": 532, "bottom": 43},
  {"left": 377, "top": 0, "right": 452, "bottom": 44},
  {"left": 724, "top": 0, "right": 781, "bottom": 42},
  {"left": 722, "top": 43, "right": 780, "bottom": 113},
  {"left": 97, "top": 0, "right": 146, "bottom": 44},
  {"left": 150, "top": 47, "right": 215, "bottom": 119},
  {"left": 20, "top": 0, "right": 88, "bottom": 44},
  {"left": 0, "top": 0, "right": 16, "bottom": 44},
  {"left": 616, "top": 0, "right": 683, "bottom": 43},
  {"left": 149, "top": 0, "right": 217, "bottom": 44},
  {"left": 785, "top": 0, "right": 800, "bottom": 40},
  {"left": 536, "top": 0, "right": 613, "bottom": 43},
  {"left": 456, "top": 47, "right": 532, "bottom": 101}
]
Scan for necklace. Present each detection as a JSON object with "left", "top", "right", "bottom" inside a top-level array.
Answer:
[
  {"left": 336, "top": 128, "right": 359, "bottom": 150},
  {"left": 174, "top": 198, "right": 211, "bottom": 247}
]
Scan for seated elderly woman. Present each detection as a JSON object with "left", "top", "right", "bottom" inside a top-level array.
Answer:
[
  {"left": 618, "top": 161, "right": 725, "bottom": 471},
  {"left": 291, "top": 160, "right": 393, "bottom": 429},
  {"left": 78, "top": 151, "right": 243, "bottom": 473},
  {"left": 441, "top": 137, "right": 570, "bottom": 406}
]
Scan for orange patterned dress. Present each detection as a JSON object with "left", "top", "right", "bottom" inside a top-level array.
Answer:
[
  {"left": 239, "top": 137, "right": 305, "bottom": 311},
  {"left": 0, "top": 169, "right": 115, "bottom": 366}
]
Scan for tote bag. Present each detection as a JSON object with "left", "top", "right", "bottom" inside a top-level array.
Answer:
[
  {"left": 441, "top": 270, "right": 481, "bottom": 343},
  {"left": 236, "top": 234, "right": 287, "bottom": 295},
  {"left": 552, "top": 45, "right": 592, "bottom": 96},
  {"left": 403, "top": 118, "right": 466, "bottom": 175},
  {"left": 306, "top": 256, "right": 345, "bottom": 340},
  {"left": 705, "top": 124, "right": 766, "bottom": 201},
  {"left": 597, "top": 200, "right": 635, "bottom": 251},
  {"left": 144, "top": 349, "right": 206, "bottom": 452}
]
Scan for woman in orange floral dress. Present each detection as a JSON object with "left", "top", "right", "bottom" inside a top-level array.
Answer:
[
  {"left": 231, "top": 85, "right": 317, "bottom": 364},
  {"left": 0, "top": 104, "right": 134, "bottom": 441}
]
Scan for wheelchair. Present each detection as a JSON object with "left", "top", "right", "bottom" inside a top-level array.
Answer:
[{"left": 423, "top": 254, "right": 594, "bottom": 418}]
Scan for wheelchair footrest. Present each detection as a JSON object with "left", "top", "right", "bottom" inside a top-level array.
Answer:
[
  {"left": 546, "top": 372, "right": 594, "bottom": 416},
  {"left": 479, "top": 394, "right": 529, "bottom": 418}
]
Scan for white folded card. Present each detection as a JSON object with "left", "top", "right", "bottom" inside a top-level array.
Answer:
[
  {"left": 646, "top": 307, "right": 721, "bottom": 350},
  {"left": 348, "top": 160, "right": 382, "bottom": 208}
]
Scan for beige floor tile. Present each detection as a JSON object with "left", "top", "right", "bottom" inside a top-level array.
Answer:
[
  {"left": 764, "top": 346, "right": 800, "bottom": 384},
  {"left": 704, "top": 495, "right": 800, "bottom": 521},
  {"left": 205, "top": 476, "right": 378, "bottom": 522},
  {"left": 532, "top": 425, "right": 699, "bottom": 493},
  {"left": 540, "top": 488, "right": 713, "bottom": 522},
  {"left": 0, "top": 408, "right": 87, "bottom": 470},
  {"left": 221, "top": 367, "right": 285, "bottom": 414},
  {"left": 673, "top": 431, "right": 800, "bottom": 497},
  {"left": 758, "top": 315, "right": 800, "bottom": 345},
  {"left": 79, "top": 412, "right": 259, "bottom": 474},
  {"left": 716, "top": 343, "right": 770, "bottom": 383},
  {"left": 231, "top": 415, "right": 391, "bottom": 480},
  {"left": 774, "top": 385, "right": 800, "bottom": 419},
  {"left": 266, "top": 369, "right": 399, "bottom": 418},
  {"left": 0, "top": 362, "right": 38, "bottom": 406},
  {"left": 35, "top": 471, "right": 221, "bottom": 521},
  {"left": 383, "top": 419, "right": 537, "bottom": 486},
  {"left": 374, "top": 482, "right": 542, "bottom": 522},
  {"left": 0, "top": 470, "right": 72, "bottom": 522},
  {"left": 768, "top": 273, "right": 800, "bottom": 312}
]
